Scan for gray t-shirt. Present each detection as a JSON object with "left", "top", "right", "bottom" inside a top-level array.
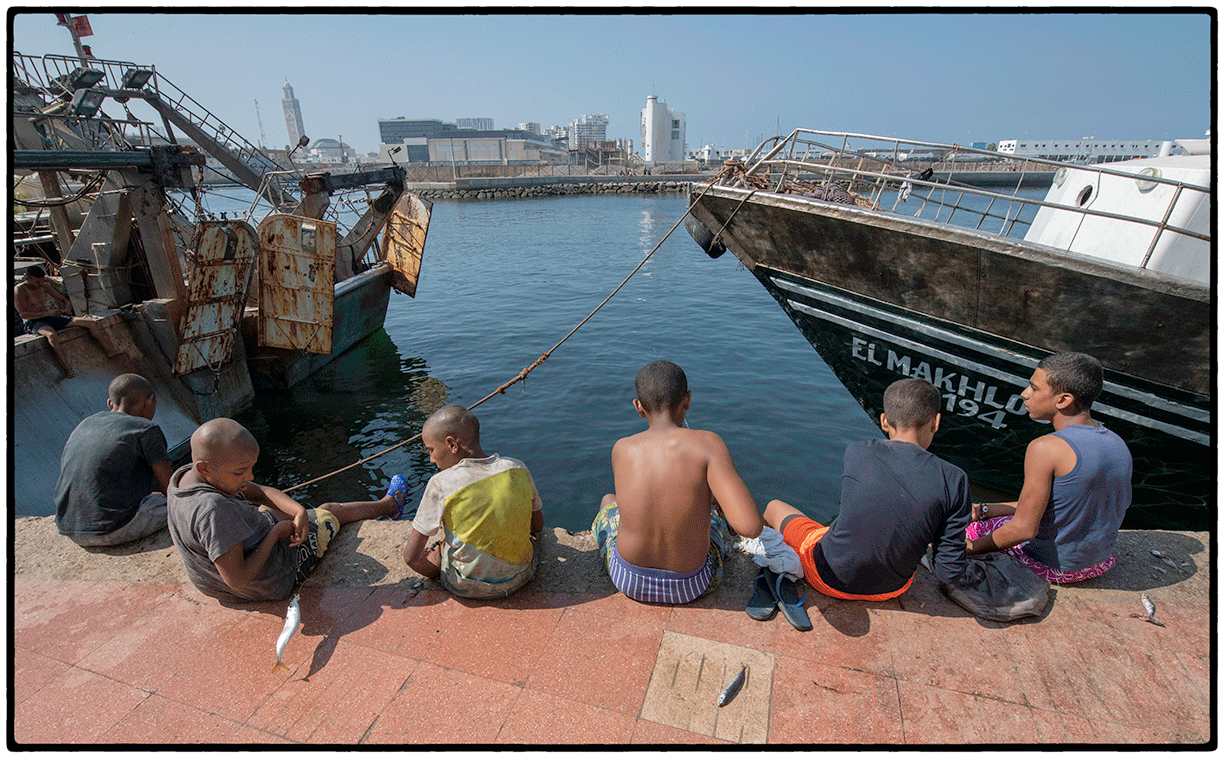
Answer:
[
  {"left": 55, "top": 411, "right": 168, "bottom": 537},
  {"left": 166, "top": 465, "right": 296, "bottom": 602}
]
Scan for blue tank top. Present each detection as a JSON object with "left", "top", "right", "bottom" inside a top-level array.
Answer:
[{"left": 1023, "top": 424, "right": 1132, "bottom": 571}]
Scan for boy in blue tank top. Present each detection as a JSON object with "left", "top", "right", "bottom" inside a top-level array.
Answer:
[{"left": 966, "top": 352, "right": 1132, "bottom": 583}]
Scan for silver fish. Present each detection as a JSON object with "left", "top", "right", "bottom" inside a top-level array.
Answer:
[
  {"left": 273, "top": 593, "right": 301, "bottom": 672},
  {"left": 1151, "top": 550, "right": 1180, "bottom": 572},
  {"left": 718, "top": 665, "right": 747, "bottom": 707},
  {"left": 1140, "top": 593, "right": 1164, "bottom": 627}
]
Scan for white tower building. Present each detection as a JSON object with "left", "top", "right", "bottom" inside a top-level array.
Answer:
[
  {"left": 640, "top": 95, "right": 685, "bottom": 164},
  {"left": 282, "top": 81, "right": 306, "bottom": 148}
]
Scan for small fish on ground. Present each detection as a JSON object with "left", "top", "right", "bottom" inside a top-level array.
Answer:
[
  {"left": 1140, "top": 593, "right": 1165, "bottom": 627},
  {"left": 273, "top": 593, "right": 302, "bottom": 673},
  {"left": 1150, "top": 549, "right": 1180, "bottom": 572},
  {"left": 718, "top": 665, "right": 747, "bottom": 707}
]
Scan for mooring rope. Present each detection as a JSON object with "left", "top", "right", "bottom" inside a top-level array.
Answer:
[{"left": 284, "top": 169, "right": 738, "bottom": 494}]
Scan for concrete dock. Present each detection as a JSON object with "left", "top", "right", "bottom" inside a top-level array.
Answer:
[{"left": 11, "top": 517, "right": 1212, "bottom": 746}]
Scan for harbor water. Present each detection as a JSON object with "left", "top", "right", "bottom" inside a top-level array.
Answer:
[{"left": 192, "top": 188, "right": 882, "bottom": 532}]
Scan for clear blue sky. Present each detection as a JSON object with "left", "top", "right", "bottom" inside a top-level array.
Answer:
[{"left": 11, "top": 11, "right": 1212, "bottom": 154}]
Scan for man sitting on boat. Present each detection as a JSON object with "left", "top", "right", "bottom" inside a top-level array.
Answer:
[
  {"left": 14, "top": 265, "right": 126, "bottom": 377},
  {"left": 763, "top": 378, "right": 973, "bottom": 601},
  {"left": 55, "top": 374, "right": 172, "bottom": 547},
  {"left": 966, "top": 352, "right": 1132, "bottom": 583},
  {"left": 167, "top": 418, "right": 407, "bottom": 603},
  {"left": 593, "top": 360, "right": 765, "bottom": 605},
  {"left": 401, "top": 405, "right": 543, "bottom": 599}
]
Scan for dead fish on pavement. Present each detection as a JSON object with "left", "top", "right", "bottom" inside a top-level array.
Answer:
[
  {"left": 1151, "top": 549, "right": 1181, "bottom": 572},
  {"left": 272, "top": 593, "right": 302, "bottom": 673},
  {"left": 1140, "top": 593, "right": 1165, "bottom": 627},
  {"left": 718, "top": 665, "right": 747, "bottom": 707}
]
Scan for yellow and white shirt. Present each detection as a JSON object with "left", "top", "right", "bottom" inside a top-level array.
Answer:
[{"left": 412, "top": 454, "right": 542, "bottom": 598}]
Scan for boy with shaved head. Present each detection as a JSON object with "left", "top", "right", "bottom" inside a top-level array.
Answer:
[
  {"left": 594, "top": 360, "right": 765, "bottom": 605},
  {"left": 168, "top": 417, "right": 405, "bottom": 602},
  {"left": 55, "top": 373, "right": 172, "bottom": 546},
  {"left": 402, "top": 405, "right": 543, "bottom": 599}
]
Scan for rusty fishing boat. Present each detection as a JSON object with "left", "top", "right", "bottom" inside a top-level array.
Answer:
[
  {"left": 686, "top": 129, "right": 1211, "bottom": 529},
  {"left": 11, "top": 48, "right": 432, "bottom": 515}
]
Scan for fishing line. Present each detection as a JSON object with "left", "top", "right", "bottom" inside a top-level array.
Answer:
[{"left": 283, "top": 171, "right": 735, "bottom": 494}]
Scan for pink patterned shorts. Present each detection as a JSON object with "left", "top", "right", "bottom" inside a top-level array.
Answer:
[{"left": 967, "top": 516, "right": 1115, "bottom": 584}]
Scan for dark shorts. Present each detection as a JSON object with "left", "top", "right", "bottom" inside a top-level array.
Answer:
[
  {"left": 291, "top": 508, "right": 340, "bottom": 587},
  {"left": 24, "top": 315, "right": 74, "bottom": 334}
]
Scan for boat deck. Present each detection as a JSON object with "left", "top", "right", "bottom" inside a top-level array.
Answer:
[{"left": 12, "top": 517, "right": 1212, "bottom": 746}]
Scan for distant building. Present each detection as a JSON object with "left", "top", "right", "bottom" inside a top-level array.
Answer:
[
  {"left": 517, "top": 122, "right": 541, "bottom": 135},
  {"left": 640, "top": 95, "right": 685, "bottom": 164},
  {"left": 544, "top": 124, "right": 569, "bottom": 142},
  {"left": 569, "top": 114, "right": 609, "bottom": 150},
  {"left": 309, "top": 138, "right": 354, "bottom": 163},
  {"left": 997, "top": 138, "right": 1186, "bottom": 164},
  {"left": 378, "top": 118, "right": 462, "bottom": 162},
  {"left": 457, "top": 117, "right": 495, "bottom": 131},
  {"left": 427, "top": 129, "right": 568, "bottom": 165},
  {"left": 282, "top": 81, "right": 307, "bottom": 148},
  {"left": 688, "top": 144, "right": 724, "bottom": 164}
]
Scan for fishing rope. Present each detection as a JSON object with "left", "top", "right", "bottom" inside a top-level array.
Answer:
[{"left": 283, "top": 171, "right": 736, "bottom": 494}]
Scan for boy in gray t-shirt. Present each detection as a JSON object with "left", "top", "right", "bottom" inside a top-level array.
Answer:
[{"left": 167, "top": 418, "right": 410, "bottom": 602}]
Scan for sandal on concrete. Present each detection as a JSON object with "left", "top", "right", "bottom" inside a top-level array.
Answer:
[
  {"left": 746, "top": 568, "right": 778, "bottom": 621},
  {"left": 771, "top": 568, "right": 812, "bottom": 632},
  {"left": 386, "top": 474, "right": 409, "bottom": 520}
]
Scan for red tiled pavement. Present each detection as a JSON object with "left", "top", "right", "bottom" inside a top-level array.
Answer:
[{"left": 10, "top": 574, "right": 1213, "bottom": 746}]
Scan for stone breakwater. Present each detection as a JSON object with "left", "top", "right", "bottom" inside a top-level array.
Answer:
[{"left": 410, "top": 180, "right": 691, "bottom": 201}]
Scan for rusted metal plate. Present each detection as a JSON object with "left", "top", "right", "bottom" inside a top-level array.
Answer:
[
  {"left": 256, "top": 214, "right": 336, "bottom": 354},
  {"left": 383, "top": 192, "right": 432, "bottom": 297},
  {"left": 173, "top": 221, "right": 258, "bottom": 375}
]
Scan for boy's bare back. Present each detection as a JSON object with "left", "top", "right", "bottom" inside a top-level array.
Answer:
[{"left": 611, "top": 425, "right": 757, "bottom": 573}]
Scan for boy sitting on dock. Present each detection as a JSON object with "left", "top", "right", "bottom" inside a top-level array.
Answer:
[
  {"left": 594, "top": 360, "right": 764, "bottom": 604},
  {"left": 401, "top": 405, "right": 543, "bottom": 599},
  {"left": 764, "top": 377, "right": 971, "bottom": 600},
  {"left": 55, "top": 373, "right": 172, "bottom": 547},
  {"left": 966, "top": 352, "right": 1132, "bottom": 583},
  {"left": 168, "top": 418, "right": 406, "bottom": 602}
]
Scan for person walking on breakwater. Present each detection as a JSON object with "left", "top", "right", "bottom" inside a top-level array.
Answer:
[
  {"left": 401, "top": 405, "right": 543, "bottom": 599},
  {"left": 14, "top": 265, "right": 126, "bottom": 377},
  {"left": 55, "top": 374, "right": 173, "bottom": 547},
  {"left": 966, "top": 352, "right": 1132, "bottom": 583},
  {"left": 763, "top": 378, "right": 972, "bottom": 600},
  {"left": 593, "top": 360, "right": 765, "bottom": 604},
  {"left": 167, "top": 418, "right": 407, "bottom": 602}
]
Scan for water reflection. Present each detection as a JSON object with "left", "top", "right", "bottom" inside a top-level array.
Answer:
[{"left": 241, "top": 328, "right": 444, "bottom": 519}]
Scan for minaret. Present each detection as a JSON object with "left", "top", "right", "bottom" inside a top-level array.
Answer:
[{"left": 282, "top": 81, "right": 306, "bottom": 148}]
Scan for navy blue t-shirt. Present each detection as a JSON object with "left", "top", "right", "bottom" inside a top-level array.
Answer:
[{"left": 813, "top": 439, "right": 972, "bottom": 595}]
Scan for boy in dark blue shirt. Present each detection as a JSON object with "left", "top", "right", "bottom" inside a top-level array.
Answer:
[{"left": 764, "top": 378, "right": 971, "bottom": 599}]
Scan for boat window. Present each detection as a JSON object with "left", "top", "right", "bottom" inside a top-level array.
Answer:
[{"left": 1076, "top": 185, "right": 1093, "bottom": 206}]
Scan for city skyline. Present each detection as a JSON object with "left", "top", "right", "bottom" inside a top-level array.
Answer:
[{"left": 11, "top": 12, "right": 1211, "bottom": 156}]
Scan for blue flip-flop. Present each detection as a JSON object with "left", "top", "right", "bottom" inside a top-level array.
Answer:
[
  {"left": 769, "top": 567, "right": 812, "bottom": 632},
  {"left": 746, "top": 568, "right": 778, "bottom": 621},
  {"left": 386, "top": 474, "right": 409, "bottom": 520}
]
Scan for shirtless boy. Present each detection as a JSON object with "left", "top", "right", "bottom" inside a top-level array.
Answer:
[
  {"left": 966, "top": 352, "right": 1132, "bottom": 583},
  {"left": 14, "top": 265, "right": 123, "bottom": 376},
  {"left": 594, "top": 360, "right": 764, "bottom": 604},
  {"left": 168, "top": 418, "right": 404, "bottom": 602}
]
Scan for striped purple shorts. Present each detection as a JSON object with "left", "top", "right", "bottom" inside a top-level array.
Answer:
[{"left": 968, "top": 516, "right": 1116, "bottom": 584}]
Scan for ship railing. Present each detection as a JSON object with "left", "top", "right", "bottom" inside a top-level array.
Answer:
[
  {"left": 14, "top": 52, "right": 295, "bottom": 202},
  {"left": 730, "top": 129, "right": 1211, "bottom": 262}
]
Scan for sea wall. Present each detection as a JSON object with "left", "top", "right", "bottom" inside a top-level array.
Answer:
[{"left": 408, "top": 178, "right": 691, "bottom": 201}]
